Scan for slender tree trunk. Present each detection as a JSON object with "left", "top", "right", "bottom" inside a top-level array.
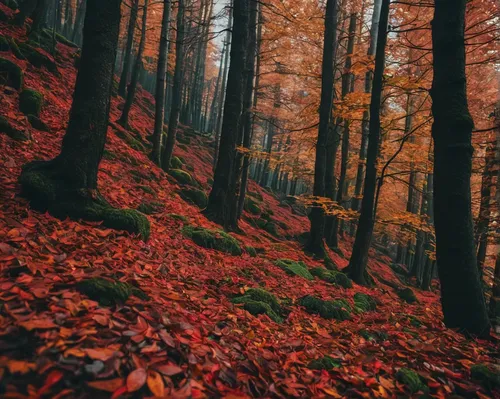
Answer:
[
  {"left": 208, "top": 45, "right": 225, "bottom": 133},
  {"left": 346, "top": 0, "right": 389, "bottom": 285},
  {"left": 119, "top": 0, "right": 148, "bottom": 127},
  {"left": 71, "top": 0, "right": 86, "bottom": 45},
  {"left": 151, "top": 0, "right": 172, "bottom": 166},
  {"left": 430, "top": 0, "right": 490, "bottom": 336},
  {"left": 161, "top": 0, "right": 185, "bottom": 171},
  {"left": 205, "top": 0, "right": 249, "bottom": 227},
  {"left": 118, "top": 0, "right": 139, "bottom": 97},
  {"left": 29, "top": 0, "right": 49, "bottom": 37},
  {"left": 306, "top": 0, "right": 337, "bottom": 257},
  {"left": 490, "top": 108, "right": 500, "bottom": 326}
]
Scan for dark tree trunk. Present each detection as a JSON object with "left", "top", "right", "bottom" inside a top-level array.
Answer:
[
  {"left": 430, "top": 0, "right": 490, "bottom": 336},
  {"left": 151, "top": 0, "right": 172, "bottom": 166},
  {"left": 29, "top": 0, "right": 49, "bottom": 37},
  {"left": 161, "top": 0, "right": 185, "bottom": 171},
  {"left": 208, "top": 45, "right": 225, "bottom": 133},
  {"left": 71, "top": 0, "right": 87, "bottom": 45},
  {"left": 204, "top": 0, "right": 249, "bottom": 227},
  {"left": 347, "top": 0, "right": 389, "bottom": 285},
  {"left": 118, "top": 0, "right": 139, "bottom": 97},
  {"left": 18, "top": 0, "right": 149, "bottom": 240},
  {"left": 119, "top": 0, "right": 148, "bottom": 127},
  {"left": 306, "top": 0, "right": 338, "bottom": 257}
]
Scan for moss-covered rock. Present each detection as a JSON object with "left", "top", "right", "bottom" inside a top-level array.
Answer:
[
  {"left": 180, "top": 188, "right": 207, "bottom": 208},
  {"left": 248, "top": 191, "right": 263, "bottom": 201},
  {"left": 354, "top": 293, "right": 377, "bottom": 312},
  {"left": 308, "top": 355, "right": 342, "bottom": 370},
  {"left": 137, "top": 184, "right": 155, "bottom": 195},
  {"left": 263, "top": 221, "right": 279, "bottom": 236},
  {"left": 182, "top": 225, "right": 242, "bottom": 255},
  {"left": 0, "top": 56, "right": 23, "bottom": 89},
  {"left": 232, "top": 288, "right": 282, "bottom": 323},
  {"left": 397, "top": 287, "right": 417, "bottom": 303},
  {"left": 19, "top": 88, "right": 43, "bottom": 116},
  {"left": 310, "top": 267, "right": 352, "bottom": 288},
  {"left": 27, "top": 114, "right": 50, "bottom": 131},
  {"left": 115, "top": 129, "right": 145, "bottom": 151},
  {"left": 170, "top": 155, "right": 183, "bottom": 169},
  {"left": 359, "top": 329, "right": 388, "bottom": 342},
  {"left": 395, "top": 368, "right": 428, "bottom": 394},
  {"left": 298, "top": 295, "right": 351, "bottom": 321},
  {"left": 137, "top": 201, "right": 163, "bottom": 215},
  {"left": 177, "top": 135, "right": 191, "bottom": 145},
  {"left": 275, "top": 259, "right": 313, "bottom": 280},
  {"left": 0, "top": 115, "right": 29, "bottom": 141},
  {"left": 77, "top": 277, "right": 147, "bottom": 306},
  {"left": 245, "top": 246, "right": 257, "bottom": 257},
  {"left": 471, "top": 364, "right": 500, "bottom": 390},
  {"left": 244, "top": 197, "right": 261, "bottom": 215},
  {"left": 17, "top": 42, "right": 58, "bottom": 73},
  {"left": 54, "top": 32, "right": 79, "bottom": 48},
  {"left": 168, "top": 213, "right": 188, "bottom": 222},
  {"left": 169, "top": 169, "right": 193, "bottom": 185}
]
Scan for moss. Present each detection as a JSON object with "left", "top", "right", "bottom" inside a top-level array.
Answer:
[
  {"left": 19, "top": 88, "right": 43, "bottom": 116},
  {"left": 245, "top": 246, "right": 257, "bottom": 257},
  {"left": 408, "top": 315, "right": 422, "bottom": 327},
  {"left": 261, "top": 211, "right": 272, "bottom": 221},
  {"left": 359, "top": 329, "right": 388, "bottom": 342},
  {"left": 180, "top": 188, "right": 207, "bottom": 208},
  {"left": 248, "top": 191, "right": 263, "bottom": 201},
  {"left": 275, "top": 259, "right": 313, "bottom": 280},
  {"left": 182, "top": 225, "right": 242, "bottom": 255},
  {"left": 298, "top": 295, "right": 351, "bottom": 321},
  {"left": 54, "top": 32, "right": 78, "bottom": 48},
  {"left": 471, "top": 364, "right": 500, "bottom": 390},
  {"left": 354, "top": 293, "right": 377, "bottom": 312},
  {"left": 102, "top": 208, "right": 150, "bottom": 241},
  {"left": 168, "top": 213, "right": 188, "bottom": 222},
  {"left": 115, "top": 129, "right": 145, "bottom": 151},
  {"left": 232, "top": 288, "right": 282, "bottom": 323},
  {"left": 137, "top": 184, "right": 155, "bottom": 195},
  {"left": 310, "top": 267, "right": 352, "bottom": 288},
  {"left": 0, "top": 56, "right": 23, "bottom": 89},
  {"left": 207, "top": 177, "right": 214, "bottom": 185},
  {"left": 137, "top": 201, "right": 163, "bottom": 215},
  {"left": 0, "top": 115, "right": 29, "bottom": 141},
  {"left": 244, "top": 197, "right": 261, "bottom": 215},
  {"left": 0, "top": 35, "right": 9, "bottom": 51},
  {"left": 397, "top": 287, "right": 417, "bottom": 303},
  {"left": 308, "top": 356, "right": 341, "bottom": 370},
  {"left": 177, "top": 135, "right": 191, "bottom": 145},
  {"left": 263, "top": 221, "right": 280, "bottom": 236},
  {"left": 27, "top": 114, "right": 49, "bottom": 131},
  {"left": 169, "top": 169, "right": 193, "bottom": 185},
  {"left": 77, "top": 277, "right": 147, "bottom": 306},
  {"left": 396, "top": 368, "right": 428, "bottom": 394},
  {"left": 17, "top": 42, "right": 58, "bottom": 73},
  {"left": 170, "top": 156, "right": 183, "bottom": 169}
]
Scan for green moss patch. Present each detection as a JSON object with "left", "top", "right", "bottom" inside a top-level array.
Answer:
[
  {"left": 0, "top": 57, "right": 23, "bottom": 89},
  {"left": 395, "top": 368, "right": 428, "bottom": 394},
  {"left": 180, "top": 188, "right": 207, "bottom": 208},
  {"left": 471, "top": 364, "right": 500, "bottom": 391},
  {"left": 115, "top": 129, "right": 145, "bottom": 151},
  {"left": 177, "top": 135, "right": 191, "bottom": 145},
  {"left": 169, "top": 169, "right": 193, "bottom": 185},
  {"left": 310, "top": 267, "right": 352, "bottom": 288},
  {"left": 137, "top": 184, "right": 155, "bottom": 195},
  {"left": 275, "top": 259, "right": 313, "bottom": 280},
  {"left": 77, "top": 277, "right": 147, "bottom": 306},
  {"left": 170, "top": 156, "right": 183, "bottom": 169},
  {"left": 232, "top": 288, "right": 283, "bottom": 323},
  {"left": 19, "top": 88, "right": 43, "bottom": 116},
  {"left": 137, "top": 201, "right": 163, "bottom": 215},
  {"left": 245, "top": 246, "right": 257, "bottom": 257},
  {"left": 168, "top": 213, "right": 188, "bottom": 222},
  {"left": 17, "top": 42, "right": 58, "bottom": 73},
  {"left": 244, "top": 197, "right": 261, "bottom": 215},
  {"left": 308, "top": 355, "right": 342, "bottom": 370},
  {"left": 298, "top": 295, "right": 351, "bottom": 321},
  {"left": 0, "top": 115, "right": 29, "bottom": 141},
  {"left": 358, "top": 329, "right": 388, "bottom": 342},
  {"left": 27, "top": 114, "right": 49, "bottom": 131},
  {"left": 354, "top": 293, "right": 377, "bottom": 312},
  {"left": 182, "top": 225, "right": 241, "bottom": 255},
  {"left": 397, "top": 287, "right": 417, "bottom": 303}
]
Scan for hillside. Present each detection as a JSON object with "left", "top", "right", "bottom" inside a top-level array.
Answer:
[{"left": 0, "top": 7, "right": 499, "bottom": 398}]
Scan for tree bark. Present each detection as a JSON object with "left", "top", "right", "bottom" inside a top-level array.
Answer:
[
  {"left": 118, "top": 0, "right": 139, "bottom": 97},
  {"left": 430, "top": 0, "right": 490, "bottom": 336},
  {"left": 71, "top": 0, "right": 87, "bottom": 46}
]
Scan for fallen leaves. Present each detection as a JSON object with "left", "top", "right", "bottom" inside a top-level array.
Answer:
[{"left": 126, "top": 368, "right": 147, "bottom": 392}]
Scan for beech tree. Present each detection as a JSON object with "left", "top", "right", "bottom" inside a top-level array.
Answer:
[{"left": 18, "top": 0, "right": 150, "bottom": 240}]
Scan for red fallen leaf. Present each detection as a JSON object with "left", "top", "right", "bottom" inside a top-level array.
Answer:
[
  {"left": 19, "top": 318, "right": 57, "bottom": 331},
  {"left": 147, "top": 370, "right": 165, "bottom": 397},
  {"left": 92, "top": 314, "right": 108, "bottom": 326},
  {"left": 127, "top": 368, "right": 147, "bottom": 392},
  {"left": 111, "top": 385, "right": 128, "bottom": 399},
  {"left": 37, "top": 370, "right": 63, "bottom": 395},
  {"left": 159, "top": 330, "right": 176, "bottom": 347},
  {"left": 5, "top": 359, "right": 36, "bottom": 374},
  {"left": 87, "top": 378, "right": 125, "bottom": 392},
  {"left": 155, "top": 363, "right": 183, "bottom": 376},
  {"left": 84, "top": 348, "right": 115, "bottom": 362}
]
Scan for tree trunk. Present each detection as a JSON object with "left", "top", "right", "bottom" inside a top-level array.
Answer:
[
  {"left": 29, "top": 0, "right": 49, "bottom": 38},
  {"left": 430, "top": 0, "right": 490, "bottom": 337},
  {"left": 204, "top": 0, "right": 249, "bottom": 227},
  {"left": 161, "top": 0, "right": 185, "bottom": 171},
  {"left": 306, "top": 0, "right": 337, "bottom": 257},
  {"left": 18, "top": 0, "right": 149, "bottom": 240},
  {"left": 208, "top": 45, "right": 225, "bottom": 133},
  {"left": 119, "top": 0, "right": 148, "bottom": 127},
  {"left": 71, "top": 0, "right": 87, "bottom": 45},
  {"left": 347, "top": 0, "right": 389, "bottom": 285},
  {"left": 118, "top": 0, "right": 139, "bottom": 97},
  {"left": 151, "top": 0, "right": 172, "bottom": 166}
]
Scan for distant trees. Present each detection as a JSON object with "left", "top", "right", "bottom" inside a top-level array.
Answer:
[{"left": 430, "top": 0, "right": 490, "bottom": 336}]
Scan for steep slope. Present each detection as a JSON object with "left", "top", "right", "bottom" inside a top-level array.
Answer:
[{"left": 0, "top": 9, "right": 498, "bottom": 398}]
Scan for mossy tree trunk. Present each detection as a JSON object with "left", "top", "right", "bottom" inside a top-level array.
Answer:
[
  {"left": 205, "top": 0, "right": 249, "bottom": 227},
  {"left": 430, "top": 0, "right": 490, "bottom": 337},
  {"left": 18, "top": 0, "right": 150, "bottom": 240},
  {"left": 347, "top": 0, "right": 389, "bottom": 285},
  {"left": 161, "top": 0, "right": 185, "bottom": 172},
  {"left": 118, "top": 0, "right": 139, "bottom": 97}
]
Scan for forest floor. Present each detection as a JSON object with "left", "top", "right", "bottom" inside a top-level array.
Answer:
[{"left": 0, "top": 8, "right": 499, "bottom": 398}]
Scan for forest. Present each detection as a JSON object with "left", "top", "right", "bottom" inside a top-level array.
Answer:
[{"left": 0, "top": 0, "right": 499, "bottom": 397}]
